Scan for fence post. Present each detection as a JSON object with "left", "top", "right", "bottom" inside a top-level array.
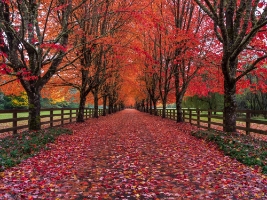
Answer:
[
  {"left": 173, "top": 109, "right": 175, "bottom": 120},
  {"left": 183, "top": 109, "right": 185, "bottom": 122},
  {"left": 13, "top": 111, "right": 17, "bottom": 134},
  {"left": 223, "top": 110, "right": 225, "bottom": 131},
  {"left": 50, "top": 109, "right": 53, "bottom": 127},
  {"left": 61, "top": 109, "right": 64, "bottom": 125},
  {"left": 208, "top": 110, "right": 211, "bottom": 130},
  {"left": 70, "top": 109, "right": 72, "bottom": 122},
  {"left": 197, "top": 109, "right": 200, "bottom": 127},
  {"left": 189, "top": 109, "right": 192, "bottom": 124},
  {"left": 246, "top": 111, "right": 251, "bottom": 135}
]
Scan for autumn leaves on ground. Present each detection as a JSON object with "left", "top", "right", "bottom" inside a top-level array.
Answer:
[{"left": 1, "top": 109, "right": 267, "bottom": 199}]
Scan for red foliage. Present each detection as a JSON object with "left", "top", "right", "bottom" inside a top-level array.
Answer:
[{"left": 0, "top": 64, "right": 12, "bottom": 75}]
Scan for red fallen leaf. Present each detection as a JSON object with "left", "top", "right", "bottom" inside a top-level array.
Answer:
[
  {"left": 258, "top": 2, "right": 264, "bottom": 8},
  {"left": 186, "top": 192, "right": 192, "bottom": 196}
]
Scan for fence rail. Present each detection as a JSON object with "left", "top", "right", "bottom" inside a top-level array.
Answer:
[
  {"left": 0, "top": 108, "right": 103, "bottom": 134},
  {"left": 156, "top": 109, "right": 267, "bottom": 135}
]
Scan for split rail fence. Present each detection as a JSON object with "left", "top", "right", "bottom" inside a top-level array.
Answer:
[
  {"left": 155, "top": 109, "right": 267, "bottom": 135},
  {"left": 0, "top": 108, "right": 103, "bottom": 135}
]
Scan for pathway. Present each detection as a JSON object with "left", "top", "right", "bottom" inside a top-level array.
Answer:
[{"left": 1, "top": 109, "right": 267, "bottom": 199}]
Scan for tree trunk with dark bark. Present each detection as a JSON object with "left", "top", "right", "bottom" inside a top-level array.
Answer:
[
  {"left": 27, "top": 89, "right": 41, "bottom": 130},
  {"left": 146, "top": 98, "right": 149, "bottom": 113},
  {"left": 108, "top": 96, "right": 113, "bottom": 114},
  {"left": 223, "top": 78, "right": 237, "bottom": 132},
  {"left": 149, "top": 98, "right": 153, "bottom": 115},
  {"left": 162, "top": 100, "right": 166, "bottom": 118},
  {"left": 103, "top": 95, "right": 107, "bottom": 116},
  {"left": 77, "top": 92, "right": 87, "bottom": 122},
  {"left": 152, "top": 99, "right": 157, "bottom": 116},
  {"left": 93, "top": 88, "right": 99, "bottom": 118},
  {"left": 176, "top": 95, "right": 184, "bottom": 122}
]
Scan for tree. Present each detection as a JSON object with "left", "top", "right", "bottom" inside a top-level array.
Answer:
[
  {"left": 164, "top": 0, "right": 215, "bottom": 122},
  {"left": 194, "top": 0, "right": 267, "bottom": 132},
  {"left": 0, "top": 0, "right": 76, "bottom": 130}
]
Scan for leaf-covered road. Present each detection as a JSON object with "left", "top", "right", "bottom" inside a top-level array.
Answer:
[{"left": 1, "top": 109, "right": 267, "bottom": 199}]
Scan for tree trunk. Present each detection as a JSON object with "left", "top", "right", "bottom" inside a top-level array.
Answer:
[
  {"left": 103, "top": 95, "right": 107, "bottom": 116},
  {"left": 149, "top": 98, "right": 153, "bottom": 114},
  {"left": 152, "top": 100, "right": 157, "bottom": 116},
  {"left": 176, "top": 95, "right": 184, "bottom": 122},
  {"left": 223, "top": 79, "right": 237, "bottom": 132},
  {"left": 146, "top": 98, "right": 149, "bottom": 113},
  {"left": 93, "top": 88, "right": 99, "bottom": 118},
  {"left": 108, "top": 96, "right": 113, "bottom": 114},
  {"left": 27, "top": 89, "right": 41, "bottom": 131},
  {"left": 174, "top": 62, "right": 183, "bottom": 122},
  {"left": 77, "top": 92, "right": 86, "bottom": 122},
  {"left": 162, "top": 100, "right": 166, "bottom": 118},
  {"left": 141, "top": 100, "right": 145, "bottom": 112}
]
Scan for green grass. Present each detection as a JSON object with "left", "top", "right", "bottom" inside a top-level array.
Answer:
[
  {"left": 251, "top": 117, "right": 267, "bottom": 121},
  {"left": 187, "top": 113, "right": 267, "bottom": 123},
  {"left": 191, "top": 130, "right": 267, "bottom": 174},
  {"left": 0, "top": 110, "right": 69, "bottom": 119},
  {"left": 190, "top": 116, "right": 223, "bottom": 123},
  {"left": 0, "top": 127, "right": 72, "bottom": 171},
  {"left": 0, "top": 111, "right": 78, "bottom": 123},
  {"left": 0, "top": 112, "right": 29, "bottom": 119}
]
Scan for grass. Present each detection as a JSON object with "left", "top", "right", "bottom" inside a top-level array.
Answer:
[
  {"left": 0, "top": 110, "right": 78, "bottom": 130},
  {"left": 0, "top": 127, "right": 72, "bottom": 172},
  {"left": 191, "top": 130, "right": 267, "bottom": 174},
  {"left": 188, "top": 113, "right": 267, "bottom": 123},
  {"left": 0, "top": 110, "right": 68, "bottom": 119},
  {"left": 0, "top": 112, "right": 29, "bottom": 119}
]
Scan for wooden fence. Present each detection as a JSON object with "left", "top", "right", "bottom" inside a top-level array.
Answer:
[
  {"left": 156, "top": 109, "right": 267, "bottom": 135},
  {"left": 0, "top": 108, "right": 103, "bottom": 134}
]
